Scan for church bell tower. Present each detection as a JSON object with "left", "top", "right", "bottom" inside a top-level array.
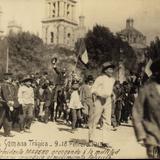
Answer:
[{"left": 42, "top": 0, "right": 78, "bottom": 48}]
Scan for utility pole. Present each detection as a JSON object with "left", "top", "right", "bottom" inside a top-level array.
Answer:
[{"left": 6, "top": 47, "right": 9, "bottom": 73}]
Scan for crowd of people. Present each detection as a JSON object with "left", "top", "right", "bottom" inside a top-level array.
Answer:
[
  {"left": 0, "top": 62, "right": 145, "bottom": 135},
  {"left": 0, "top": 59, "right": 159, "bottom": 158}
]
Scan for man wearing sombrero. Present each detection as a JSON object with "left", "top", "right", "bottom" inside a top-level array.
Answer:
[
  {"left": 18, "top": 75, "right": 35, "bottom": 133},
  {"left": 89, "top": 62, "right": 116, "bottom": 147}
]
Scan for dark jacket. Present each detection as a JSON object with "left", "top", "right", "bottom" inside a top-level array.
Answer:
[
  {"left": 1, "top": 83, "right": 15, "bottom": 102},
  {"left": 53, "top": 67, "right": 66, "bottom": 85},
  {"left": 12, "top": 84, "right": 19, "bottom": 108},
  {"left": 132, "top": 81, "right": 160, "bottom": 146},
  {"left": 1, "top": 83, "right": 19, "bottom": 108},
  {"left": 0, "top": 83, "right": 14, "bottom": 127},
  {"left": 37, "top": 87, "right": 45, "bottom": 102},
  {"left": 43, "top": 87, "right": 53, "bottom": 107}
]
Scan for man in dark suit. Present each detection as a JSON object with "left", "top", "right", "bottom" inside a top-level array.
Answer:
[
  {"left": 42, "top": 81, "right": 55, "bottom": 123},
  {"left": 0, "top": 73, "right": 15, "bottom": 137}
]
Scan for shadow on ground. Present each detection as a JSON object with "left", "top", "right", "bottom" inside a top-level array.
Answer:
[
  {"left": 69, "top": 138, "right": 89, "bottom": 146},
  {"left": 69, "top": 138, "right": 112, "bottom": 149},
  {"left": 120, "top": 124, "right": 133, "bottom": 128},
  {"left": 58, "top": 127, "right": 73, "bottom": 133}
]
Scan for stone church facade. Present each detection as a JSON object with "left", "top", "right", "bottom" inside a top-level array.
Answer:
[
  {"left": 118, "top": 18, "right": 146, "bottom": 46},
  {"left": 42, "top": 0, "right": 86, "bottom": 48},
  {"left": 117, "top": 18, "right": 147, "bottom": 63}
]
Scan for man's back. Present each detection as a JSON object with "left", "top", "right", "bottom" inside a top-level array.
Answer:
[{"left": 133, "top": 81, "right": 160, "bottom": 146}]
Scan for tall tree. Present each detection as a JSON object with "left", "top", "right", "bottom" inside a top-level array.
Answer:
[
  {"left": 6, "top": 31, "right": 46, "bottom": 74},
  {"left": 75, "top": 25, "right": 137, "bottom": 76}
]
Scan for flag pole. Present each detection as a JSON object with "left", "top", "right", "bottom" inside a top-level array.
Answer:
[
  {"left": 6, "top": 47, "right": 9, "bottom": 73},
  {"left": 73, "top": 39, "right": 84, "bottom": 72}
]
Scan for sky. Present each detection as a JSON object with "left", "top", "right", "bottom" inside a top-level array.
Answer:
[{"left": 0, "top": 0, "right": 160, "bottom": 44}]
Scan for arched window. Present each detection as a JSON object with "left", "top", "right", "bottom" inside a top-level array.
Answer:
[
  {"left": 67, "top": 4, "right": 70, "bottom": 17},
  {"left": 51, "top": 32, "right": 54, "bottom": 43},
  {"left": 52, "top": 3, "right": 56, "bottom": 17},
  {"left": 68, "top": 33, "right": 71, "bottom": 38}
]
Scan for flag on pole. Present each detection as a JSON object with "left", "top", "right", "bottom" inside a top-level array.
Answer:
[
  {"left": 81, "top": 49, "right": 89, "bottom": 64},
  {"left": 145, "top": 58, "right": 153, "bottom": 77},
  {"left": 75, "top": 38, "right": 89, "bottom": 68},
  {"left": 78, "top": 38, "right": 89, "bottom": 65}
]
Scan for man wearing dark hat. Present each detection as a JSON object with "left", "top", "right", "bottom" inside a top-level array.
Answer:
[
  {"left": 48, "top": 81, "right": 56, "bottom": 122},
  {"left": 17, "top": 76, "right": 35, "bottom": 133},
  {"left": 112, "top": 80, "right": 123, "bottom": 128},
  {"left": 40, "top": 81, "right": 55, "bottom": 123},
  {"left": 89, "top": 62, "right": 116, "bottom": 147},
  {"left": 132, "top": 59, "right": 160, "bottom": 158},
  {"left": 0, "top": 73, "right": 15, "bottom": 137}
]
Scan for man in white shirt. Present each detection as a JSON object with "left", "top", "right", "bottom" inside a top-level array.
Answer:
[
  {"left": 18, "top": 76, "right": 34, "bottom": 133},
  {"left": 89, "top": 62, "right": 116, "bottom": 147}
]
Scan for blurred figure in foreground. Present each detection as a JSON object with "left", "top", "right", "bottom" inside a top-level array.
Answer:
[{"left": 132, "top": 59, "right": 160, "bottom": 159}]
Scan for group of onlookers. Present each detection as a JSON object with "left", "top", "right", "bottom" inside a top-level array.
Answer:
[{"left": 0, "top": 58, "right": 160, "bottom": 158}]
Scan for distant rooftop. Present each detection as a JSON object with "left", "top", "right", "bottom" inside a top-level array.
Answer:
[
  {"left": 118, "top": 18, "right": 145, "bottom": 37},
  {"left": 8, "top": 20, "right": 22, "bottom": 29},
  {"left": 117, "top": 18, "right": 146, "bottom": 48}
]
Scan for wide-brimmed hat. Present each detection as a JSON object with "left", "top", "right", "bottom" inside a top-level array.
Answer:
[
  {"left": 21, "top": 75, "right": 33, "bottom": 83},
  {"left": 3, "top": 73, "right": 13, "bottom": 80},
  {"left": 85, "top": 75, "right": 94, "bottom": 83},
  {"left": 150, "top": 59, "right": 160, "bottom": 74},
  {"left": 102, "top": 62, "right": 115, "bottom": 72},
  {"left": 4, "top": 73, "right": 13, "bottom": 76}
]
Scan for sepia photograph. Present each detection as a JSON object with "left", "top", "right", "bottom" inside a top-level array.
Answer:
[{"left": 0, "top": 0, "right": 160, "bottom": 159}]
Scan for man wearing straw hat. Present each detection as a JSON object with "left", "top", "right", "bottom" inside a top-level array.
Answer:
[
  {"left": 18, "top": 75, "right": 34, "bottom": 133},
  {"left": 88, "top": 62, "right": 116, "bottom": 147}
]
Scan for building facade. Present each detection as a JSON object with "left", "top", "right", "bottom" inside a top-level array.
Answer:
[
  {"left": 42, "top": 0, "right": 80, "bottom": 48},
  {"left": 42, "top": 0, "right": 87, "bottom": 48},
  {"left": 117, "top": 18, "right": 147, "bottom": 63}
]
